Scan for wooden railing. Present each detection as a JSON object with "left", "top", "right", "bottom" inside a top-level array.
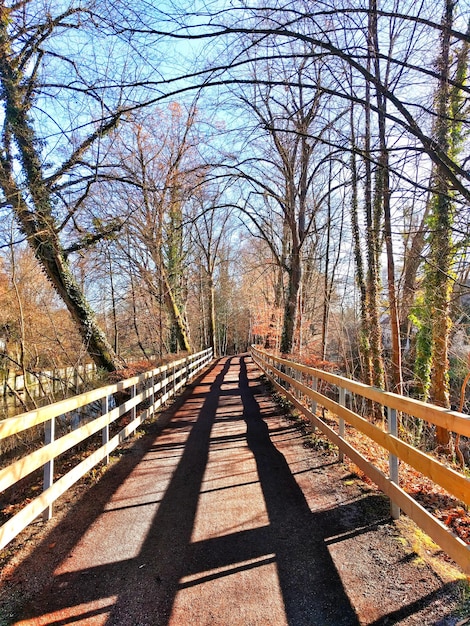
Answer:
[
  {"left": 251, "top": 346, "right": 470, "bottom": 575},
  {"left": 0, "top": 348, "right": 213, "bottom": 550}
]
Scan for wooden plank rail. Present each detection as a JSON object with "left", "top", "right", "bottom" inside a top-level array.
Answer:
[
  {"left": 0, "top": 348, "right": 213, "bottom": 551},
  {"left": 251, "top": 346, "right": 470, "bottom": 575}
]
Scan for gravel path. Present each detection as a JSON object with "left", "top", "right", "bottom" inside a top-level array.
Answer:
[{"left": 1, "top": 355, "right": 467, "bottom": 625}]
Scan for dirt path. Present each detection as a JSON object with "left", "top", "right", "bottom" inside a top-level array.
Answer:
[{"left": 1, "top": 355, "right": 467, "bottom": 625}]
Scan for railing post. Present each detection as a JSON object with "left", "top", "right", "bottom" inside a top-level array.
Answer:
[
  {"left": 298, "top": 368, "right": 302, "bottom": 400},
  {"left": 338, "top": 387, "right": 345, "bottom": 463},
  {"left": 102, "top": 394, "right": 109, "bottom": 465},
  {"left": 388, "top": 406, "right": 400, "bottom": 520},
  {"left": 43, "top": 416, "right": 55, "bottom": 520},
  {"left": 163, "top": 366, "right": 168, "bottom": 402},
  {"left": 151, "top": 373, "right": 155, "bottom": 416},
  {"left": 311, "top": 377, "right": 318, "bottom": 432},
  {"left": 131, "top": 383, "right": 136, "bottom": 423}
]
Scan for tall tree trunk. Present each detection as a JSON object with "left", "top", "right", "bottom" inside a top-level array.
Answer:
[
  {"left": 208, "top": 274, "right": 217, "bottom": 356},
  {"left": 127, "top": 249, "right": 149, "bottom": 359},
  {"left": 321, "top": 161, "right": 333, "bottom": 362},
  {"left": 399, "top": 202, "right": 430, "bottom": 347},
  {"left": 428, "top": 0, "right": 468, "bottom": 447},
  {"left": 370, "top": 0, "right": 403, "bottom": 393},
  {"left": 350, "top": 103, "right": 372, "bottom": 383},
  {"left": 108, "top": 253, "right": 119, "bottom": 355},
  {"left": 0, "top": 170, "right": 124, "bottom": 371},
  {"left": 280, "top": 247, "right": 302, "bottom": 354},
  {"left": 161, "top": 266, "right": 192, "bottom": 353},
  {"left": 265, "top": 220, "right": 288, "bottom": 351},
  {"left": 0, "top": 27, "right": 124, "bottom": 372},
  {"left": 364, "top": 15, "right": 385, "bottom": 391}
]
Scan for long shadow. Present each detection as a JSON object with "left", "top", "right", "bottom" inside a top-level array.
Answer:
[
  {"left": 5, "top": 360, "right": 224, "bottom": 625},
  {"left": 239, "top": 356, "right": 359, "bottom": 626},
  {"left": 367, "top": 582, "right": 463, "bottom": 625},
  {"left": 103, "top": 357, "right": 232, "bottom": 624}
]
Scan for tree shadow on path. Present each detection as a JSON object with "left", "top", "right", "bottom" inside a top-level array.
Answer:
[
  {"left": 239, "top": 356, "right": 359, "bottom": 625},
  {"left": 9, "top": 359, "right": 227, "bottom": 626}
]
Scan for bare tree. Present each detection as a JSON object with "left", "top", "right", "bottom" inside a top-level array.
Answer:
[{"left": 0, "top": 2, "right": 131, "bottom": 370}]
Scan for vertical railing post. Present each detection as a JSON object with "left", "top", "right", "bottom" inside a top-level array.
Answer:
[
  {"left": 162, "top": 366, "right": 168, "bottom": 403},
  {"left": 338, "top": 386, "right": 345, "bottom": 462},
  {"left": 102, "top": 394, "right": 109, "bottom": 465},
  {"left": 151, "top": 372, "right": 155, "bottom": 417},
  {"left": 297, "top": 368, "right": 302, "bottom": 401},
  {"left": 43, "top": 416, "right": 55, "bottom": 520},
  {"left": 173, "top": 363, "right": 177, "bottom": 396},
  {"left": 388, "top": 406, "right": 400, "bottom": 520},
  {"left": 131, "top": 383, "right": 136, "bottom": 423},
  {"left": 311, "top": 377, "right": 318, "bottom": 432}
]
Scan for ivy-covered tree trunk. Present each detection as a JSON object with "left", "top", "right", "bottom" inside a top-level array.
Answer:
[
  {"left": 0, "top": 29, "right": 124, "bottom": 372},
  {"left": 416, "top": 0, "right": 468, "bottom": 447},
  {"left": 161, "top": 266, "right": 192, "bottom": 354},
  {"left": 399, "top": 205, "right": 430, "bottom": 350},
  {"left": 350, "top": 103, "right": 373, "bottom": 384},
  {"left": 364, "top": 15, "right": 385, "bottom": 392},
  {"left": 165, "top": 187, "right": 192, "bottom": 354},
  {"left": 428, "top": 0, "right": 454, "bottom": 446}
]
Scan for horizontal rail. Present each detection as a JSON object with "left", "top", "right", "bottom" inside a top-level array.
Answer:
[
  {"left": 251, "top": 346, "right": 470, "bottom": 575},
  {"left": 262, "top": 352, "right": 470, "bottom": 438},
  {"left": 0, "top": 348, "right": 213, "bottom": 550},
  {"left": 0, "top": 352, "right": 207, "bottom": 441}
]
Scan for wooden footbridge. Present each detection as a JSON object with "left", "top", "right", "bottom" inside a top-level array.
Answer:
[{"left": 0, "top": 349, "right": 469, "bottom": 625}]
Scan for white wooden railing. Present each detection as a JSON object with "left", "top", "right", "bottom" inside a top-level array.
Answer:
[
  {"left": 251, "top": 346, "right": 470, "bottom": 575},
  {"left": 0, "top": 348, "right": 213, "bottom": 550}
]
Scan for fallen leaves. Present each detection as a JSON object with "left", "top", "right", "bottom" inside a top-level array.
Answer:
[{"left": 311, "top": 410, "right": 470, "bottom": 545}]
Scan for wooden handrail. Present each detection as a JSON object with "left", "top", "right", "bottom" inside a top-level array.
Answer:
[{"left": 257, "top": 349, "right": 470, "bottom": 437}]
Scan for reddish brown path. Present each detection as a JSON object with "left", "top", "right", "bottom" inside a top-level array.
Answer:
[{"left": 4, "top": 355, "right": 460, "bottom": 625}]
